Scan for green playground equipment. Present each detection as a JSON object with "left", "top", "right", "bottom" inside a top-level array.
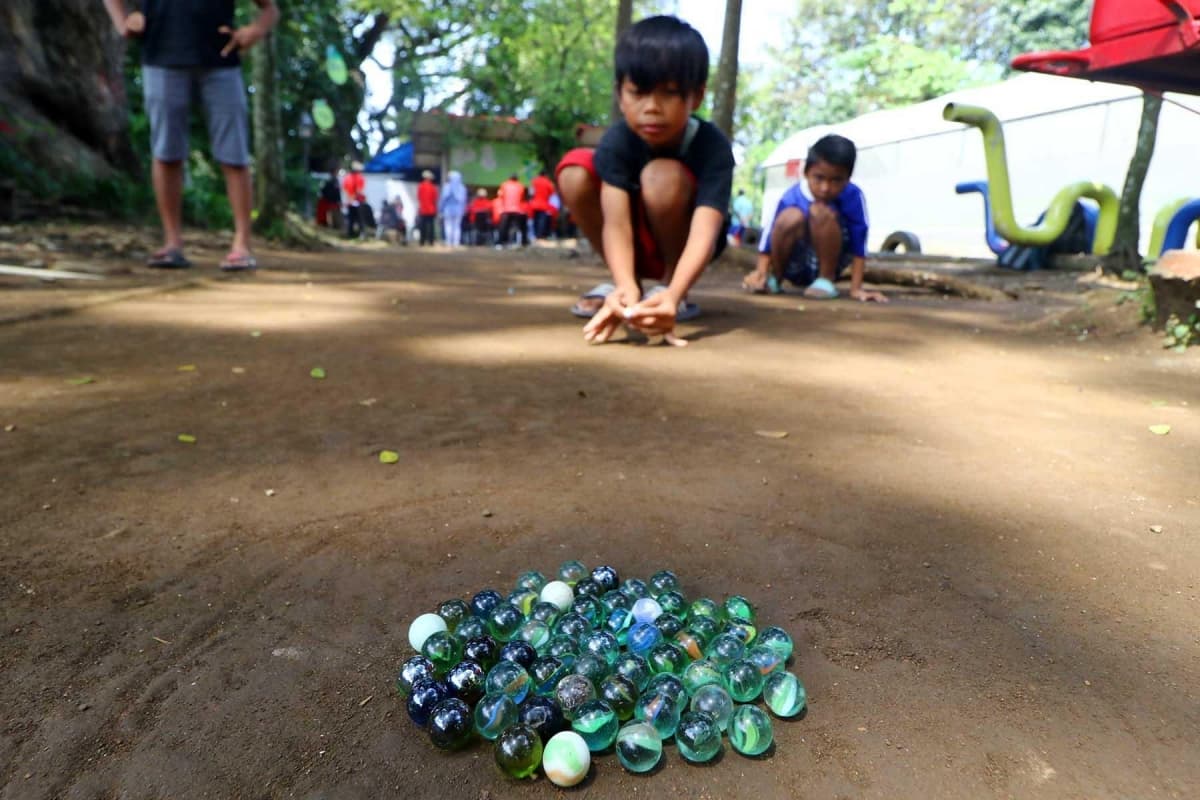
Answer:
[
  {"left": 943, "top": 103, "right": 1120, "bottom": 255},
  {"left": 1148, "top": 196, "right": 1200, "bottom": 260}
]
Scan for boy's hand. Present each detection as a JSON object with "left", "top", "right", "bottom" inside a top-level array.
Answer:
[
  {"left": 850, "top": 288, "right": 888, "bottom": 303},
  {"left": 625, "top": 290, "right": 679, "bottom": 337},
  {"left": 219, "top": 22, "right": 267, "bottom": 56},
  {"left": 583, "top": 284, "right": 639, "bottom": 344},
  {"left": 122, "top": 11, "right": 145, "bottom": 36}
]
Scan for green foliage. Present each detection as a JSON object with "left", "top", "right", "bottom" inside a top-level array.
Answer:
[
  {"left": 0, "top": 108, "right": 153, "bottom": 218},
  {"left": 1162, "top": 313, "right": 1200, "bottom": 352},
  {"left": 1118, "top": 279, "right": 1157, "bottom": 324},
  {"left": 734, "top": 0, "right": 1090, "bottom": 193},
  {"left": 364, "top": 0, "right": 616, "bottom": 171}
]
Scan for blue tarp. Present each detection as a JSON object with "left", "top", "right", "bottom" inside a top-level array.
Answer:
[{"left": 364, "top": 142, "right": 413, "bottom": 173}]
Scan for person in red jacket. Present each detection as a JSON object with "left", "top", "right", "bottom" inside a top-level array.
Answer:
[
  {"left": 498, "top": 174, "right": 528, "bottom": 248},
  {"left": 529, "top": 170, "right": 556, "bottom": 240},
  {"left": 468, "top": 188, "right": 494, "bottom": 246},
  {"left": 341, "top": 161, "right": 367, "bottom": 239},
  {"left": 416, "top": 170, "right": 439, "bottom": 246}
]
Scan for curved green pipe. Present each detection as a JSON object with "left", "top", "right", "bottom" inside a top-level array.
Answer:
[
  {"left": 1148, "top": 197, "right": 1194, "bottom": 261},
  {"left": 943, "top": 103, "right": 1119, "bottom": 255}
]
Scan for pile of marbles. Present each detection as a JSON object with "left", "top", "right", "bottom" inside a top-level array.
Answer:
[{"left": 397, "top": 562, "right": 807, "bottom": 786}]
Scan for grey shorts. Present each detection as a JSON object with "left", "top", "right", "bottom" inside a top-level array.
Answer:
[{"left": 143, "top": 65, "right": 250, "bottom": 166}]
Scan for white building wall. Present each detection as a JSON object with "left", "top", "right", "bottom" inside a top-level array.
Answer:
[{"left": 761, "top": 75, "right": 1200, "bottom": 257}]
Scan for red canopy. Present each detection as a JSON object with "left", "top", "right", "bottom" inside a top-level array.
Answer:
[{"left": 1012, "top": 0, "right": 1200, "bottom": 95}]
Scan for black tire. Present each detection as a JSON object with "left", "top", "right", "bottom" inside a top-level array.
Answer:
[{"left": 880, "top": 230, "right": 921, "bottom": 254}]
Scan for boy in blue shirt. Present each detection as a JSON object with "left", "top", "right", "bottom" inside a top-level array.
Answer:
[
  {"left": 743, "top": 134, "right": 887, "bottom": 303},
  {"left": 557, "top": 15, "right": 735, "bottom": 345}
]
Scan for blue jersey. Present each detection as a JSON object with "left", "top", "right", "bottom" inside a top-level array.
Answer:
[{"left": 760, "top": 181, "right": 869, "bottom": 258}]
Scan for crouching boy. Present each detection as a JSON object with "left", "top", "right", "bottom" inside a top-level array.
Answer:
[
  {"left": 744, "top": 134, "right": 886, "bottom": 302},
  {"left": 557, "top": 15, "right": 735, "bottom": 344}
]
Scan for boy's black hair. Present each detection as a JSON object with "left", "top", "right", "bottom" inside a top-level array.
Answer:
[
  {"left": 806, "top": 134, "right": 857, "bottom": 175},
  {"left": 614, "top": 15, "right": 709, "bottom": 95}
]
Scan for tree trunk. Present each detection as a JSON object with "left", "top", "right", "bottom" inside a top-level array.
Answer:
[
  {"left": 711, "top": 0, "right": 743, "bottom": 138},
  {"left": 251, "top": 31, "right": 287, "bottom": 232},
  {"left": 610, "top": 0, "right": 634, "bottom": 124},
  {"left": 1105, "top": 91, "right": 1162, "bottom": 273},
  {"left": 0, "top": 0, "right": 138, "bottom": 196}
]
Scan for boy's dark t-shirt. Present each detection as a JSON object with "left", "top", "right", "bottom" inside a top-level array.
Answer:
[
  {"left": 593, "top": 116, "right": 735, "bottom": 217},
  {"left": 142, "top": 0, "right": 239, "bottom": 69}
]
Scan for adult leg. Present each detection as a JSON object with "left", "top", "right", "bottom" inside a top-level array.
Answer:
[
  {"left": 143, "top": 66, "right": 192, "bottom": 261},
  {"left": 446, "top": 214, "right": 461, "bottom": 247},
  {"left": 221, "top": 163, "right": 254, "bottom": 256},
  {"left": 201, "top": 67, "right": 255, "bottom": 263},
  {"left": 152, "top": 160, "right": 186, "bottom": 252},
  {"left": 555, "top": 166, "right": 603, "bottom": 259}
]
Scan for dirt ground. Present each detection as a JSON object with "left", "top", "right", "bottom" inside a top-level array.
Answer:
[{"left": 1, "top": 230, "right": 1197, "bottom": 800}]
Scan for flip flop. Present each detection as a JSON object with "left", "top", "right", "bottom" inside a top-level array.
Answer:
[
  {"left": 147, "top": 248, "right": 191, "bottom": 269},
  {"left": 220, "top": 251, "right": 258, "bottom": 272},
  {"left": 803, "top": 276, "right": 838, "bottom": 299},
  {"left": 570, "top": 282, "right": 615, "bottom": 318}
]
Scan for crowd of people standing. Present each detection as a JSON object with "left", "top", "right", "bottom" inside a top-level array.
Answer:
[{"left": 317, "top": 166, "right": 573, "bottom": 248}]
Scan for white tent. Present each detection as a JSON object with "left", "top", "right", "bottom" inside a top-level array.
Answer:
[
  {"left": 760, "top": 73, "right": 1200, "bottom": 256},
  {"left": 363, "top": 174, "right": 420, "bottom": 233}
]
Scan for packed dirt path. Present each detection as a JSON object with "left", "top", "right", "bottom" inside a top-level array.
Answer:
[{"left": 1, "top": 243, "right": 1197, "bottom": 800}]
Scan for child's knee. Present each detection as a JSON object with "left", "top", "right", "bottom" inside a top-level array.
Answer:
[
  {"left": 771, "top": 206, "right": 807, "bottom": 241},
  {"left": 557, "top": 165, "right": 597, "bottom": 204},
  {"left": 808, "top": 203, "right": 842, "bottom": 235},
  {"left": 639, "top": 159, "right": 693, "bottom": 211}
]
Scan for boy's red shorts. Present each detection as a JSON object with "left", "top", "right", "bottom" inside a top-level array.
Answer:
[{"left": 556, "top": 147, "right": 697, "bottom": 282}]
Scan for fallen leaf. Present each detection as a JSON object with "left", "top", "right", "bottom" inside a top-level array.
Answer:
[
  {"left": 4, "top": 424, "right": 14, "bottom": 432},
  {"left": 379, "top": 450, "right": 399, "bottom": 464},
  {"left": 310, "top": 367, "right": 326, "bottom": 379},
  {"left": 1149, "top": 424, "right": 1171, "bottom": 436},
  {"left": 795, "top": 304, "right": 807, "bottom": 311},
  {"left": 177, "top": 364, "right": 196, "bottom": 372},
  {"left": 1149, "top": 525, "right": 1163, "bottom": 534},
  {"left": 265, "top": 488, "right": 276, "bottom": 497},
  {"left": 250, "top": 330, "right": 262, "bottom": 338},
  {"left": 359, "top": 397, "right": 377, "bottom": 406},
  {"left": 67, "top": 376, "right": 95, "bottom": 385},
  {"left": 231, "top": 366, "right": 246, "bottom": 374},
  {"left": 177, "top": 434, "right": 196, "bottom": 444},
  {"left": 755, "top": 430, "right": 789, "bottom": 439}
]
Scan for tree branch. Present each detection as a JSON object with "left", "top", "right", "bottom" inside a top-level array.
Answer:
[{"left": 353, "top": 13, "right": 391, "bottom": 64}]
